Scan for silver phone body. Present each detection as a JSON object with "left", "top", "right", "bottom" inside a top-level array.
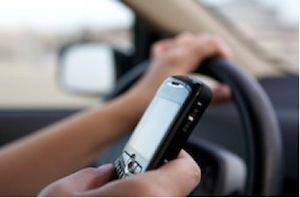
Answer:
[{"left": 114, "top": 76, "right": 212, "bottom": 178}]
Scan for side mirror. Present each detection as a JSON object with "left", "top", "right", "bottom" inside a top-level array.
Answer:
[{"left": 58, "top": 43, "right": 116, "bottom": 96}]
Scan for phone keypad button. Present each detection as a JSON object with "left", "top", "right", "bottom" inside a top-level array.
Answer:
[
  {"left": 134, "top": 165, "right": 142, "bottom": 174},
  {"left": 115, "top": 158, "right": 125, "bottom": 179},
  {"left": 123, "top": 152, "right": 131, "bottom": 164},
  {"left": 127, "top": 161, "right": 137, "bottom": 173}
]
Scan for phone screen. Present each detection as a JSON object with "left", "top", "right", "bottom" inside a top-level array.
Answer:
[{"left": 128, "top": 92, "right": 189, "bottom": 161}]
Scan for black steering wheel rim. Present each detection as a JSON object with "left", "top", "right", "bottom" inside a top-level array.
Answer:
[
  {"left": 106, "top": 58, "right": 283, "bottom": 196},
  {"left": 198, "top": 58, "right": 283, "bottom": 196}
]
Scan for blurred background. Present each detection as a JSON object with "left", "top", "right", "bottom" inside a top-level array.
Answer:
[{"left": 0, "top": 0, "right": 298, "bottom": 109}]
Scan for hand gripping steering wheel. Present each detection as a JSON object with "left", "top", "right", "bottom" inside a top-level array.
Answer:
[{"left": 105, "top": 57, "right": 283, "bottom": 196}]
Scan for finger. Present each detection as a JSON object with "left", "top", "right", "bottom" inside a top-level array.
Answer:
[
  {"left": 213, "top": 35, "right": 234, "bottom": 59},
  {"left": 174, "top": 32, "right": 196, "bottom": 47},
  {"left": 69, "top": 164, "right": 115, "bottom": 190},
  {"left": 39, "top": 164, "right": 114, "bottom": 196},
  {"left": 83, "top": 150, "right": 201, "bottom": 197},
  {"left": 89, "top": 164, "right": 115, "bottom": 188},
  {"left": 192, "top": 34, "right": 233, "bottom": 62},
  {"left": 153, "top": 150, "right": 201, "bottom": 196},
  {"left": 211, "top": 84, "right": 232, "bottom": 104},
  {"left": 151, "top": 39, "right": 174, "bottom": 59},
  {"left": 166, "top": 34, "right": 233, "bottom": 73},
  {"left": 152, "top": 31, "right": 196, "bottom": 59}
]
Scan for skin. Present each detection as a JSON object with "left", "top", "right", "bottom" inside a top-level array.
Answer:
[
  {"left": 39, "top": 151, "right": 201, "bottom": 197},
  {"left": 0, "top": 33, "right": 232, "bottom": 196}
]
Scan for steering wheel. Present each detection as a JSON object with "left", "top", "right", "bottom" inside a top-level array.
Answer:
[{"left": 105, "top": 57, "right": 283, "bottom": 196}]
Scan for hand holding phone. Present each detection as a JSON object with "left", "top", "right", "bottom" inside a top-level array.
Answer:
[{"left": 114, "top": 76, "right": 212, "bottom": 178}]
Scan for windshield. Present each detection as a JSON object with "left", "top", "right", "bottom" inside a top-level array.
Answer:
[{"left": 199, "top": 0, "right": 299, "bottom": 72}]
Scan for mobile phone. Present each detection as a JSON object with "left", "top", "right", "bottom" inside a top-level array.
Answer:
[{"left": 114, "top": 76, "right": 212, "bottom": 178}]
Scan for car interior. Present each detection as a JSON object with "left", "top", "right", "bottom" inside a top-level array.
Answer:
[{"left": 0, "top": 0, "right": 298, "bottom": 196}]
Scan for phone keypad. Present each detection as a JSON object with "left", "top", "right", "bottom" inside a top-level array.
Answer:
[
  {"left": 122, "top": 152, "right": 130, "bottom": 164},
  {"left": 124, "top": 155, "right": 142, "bottom": 175},
  {"left": 115, "top": 158, "right": 126, "bottom": 179},
  {"left": 115, "top": 152, "right": 143, "bottom": 179},
  {"left": 133, "top": 165, "right": 142, "bottom": 174}
]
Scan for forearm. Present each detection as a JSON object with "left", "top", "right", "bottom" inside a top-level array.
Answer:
[
  {"left": 0, "top": 32, "right": 232, "bottom": 196},
  {"left": 0, "top": 89, "right": 148, "bottom": 196}
]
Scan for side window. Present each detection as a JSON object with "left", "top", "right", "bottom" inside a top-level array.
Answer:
[{"left": 0, "top": 0, "right": 134, "bottom": 109}]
